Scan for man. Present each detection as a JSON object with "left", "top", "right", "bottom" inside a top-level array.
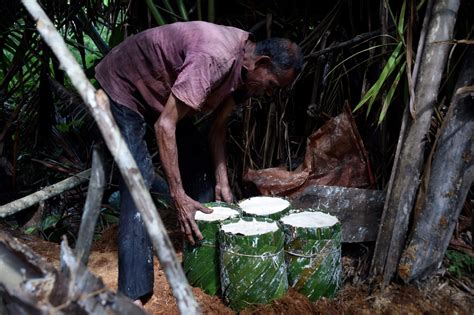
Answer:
[{"left": 95, "top": 21, "right": 303, "bottom": 305}]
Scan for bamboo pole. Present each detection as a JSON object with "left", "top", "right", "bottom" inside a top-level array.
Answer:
[
  {"left": 398, "top": 47, "right": 474, "bottom": 282},
  {"left": 370, "top": 0, "right": 460, "bottom": 285},
  {"left": 20, "top": 1, "right": 200, "bottom": 313},
  {"left": 0, "top": 169, "right": 91, "bottom": 218}
]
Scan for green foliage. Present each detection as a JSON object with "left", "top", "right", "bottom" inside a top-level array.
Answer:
[
  {"left": 353, "top": 0, "right": 408, "bottom": 125},
  {"left": 446, "top": 250, "right": 474, "bottom": 278},
  {"left": 24, "top": 213, "right": 63, "bottom": 242}
]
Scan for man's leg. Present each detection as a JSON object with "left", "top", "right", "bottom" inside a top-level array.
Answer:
[{"left": 110, "top": 100, "right": 154, "bottom": 302}]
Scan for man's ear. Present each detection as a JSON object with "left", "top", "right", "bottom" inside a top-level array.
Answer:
[{"left": 254, "top": 55, "right": 272, "bottom": 68}]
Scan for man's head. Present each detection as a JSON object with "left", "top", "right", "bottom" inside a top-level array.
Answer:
[{"left": 243, "top": 38, "right": 303, "bottom": 97}]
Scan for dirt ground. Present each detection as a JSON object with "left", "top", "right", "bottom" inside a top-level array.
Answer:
[{"left": 14, "top": 224, "right": 472, "bottom": 315}]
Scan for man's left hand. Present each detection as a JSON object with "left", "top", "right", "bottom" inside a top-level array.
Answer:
[{"left": 215, "top": 184, "right": 233, "bottom": 203}]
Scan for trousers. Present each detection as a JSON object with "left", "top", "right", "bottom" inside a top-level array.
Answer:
[
  {"left": 110, "top": 100, "right": 155, "bottom": 301},
  {"left": 109, "top": 96, "right": 215, "bottom": 301}
]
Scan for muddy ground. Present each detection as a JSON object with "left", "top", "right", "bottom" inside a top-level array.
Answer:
[{"left": 12, "top": 224, "right": 472, "bottom": 315}]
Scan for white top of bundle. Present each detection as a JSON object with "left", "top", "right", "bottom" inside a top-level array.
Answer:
[
  {"left": 221, "top": 218, "right": 279, "bottom": 236},
  {"left": 195, "top": 206, "right": 239, "bottom": 222},
  {"left": 238, "top": 196, "right": 290, "bottom": 215},
  {"left": 280, "top": 211, "right": 339, "bottom": 228}
]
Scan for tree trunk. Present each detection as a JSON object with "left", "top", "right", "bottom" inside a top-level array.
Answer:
[
  {"left": 370, "top": 0, "right": 460, "bottom": 284},
  {"left": 398, "top": 47, "right": 474, "bottom": 282},
  {"left": 20, "top": 1, "right": 200, "bottom": 313}
]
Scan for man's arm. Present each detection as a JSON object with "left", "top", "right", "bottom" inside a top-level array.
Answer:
[
  {"left": 155, "top": 93, "right": 212, "bottom": 245},
  {"left": 209, "top": 96, "right": 235, "bottom": 203}
]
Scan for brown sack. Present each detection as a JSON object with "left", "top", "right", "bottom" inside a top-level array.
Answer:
[{"left": 243, "top": 104, "right": 374, "bottom": 197}]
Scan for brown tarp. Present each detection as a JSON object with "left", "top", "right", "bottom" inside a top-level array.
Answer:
[{"left": 243, "top": 105, "right": 375, "bottom": 197}]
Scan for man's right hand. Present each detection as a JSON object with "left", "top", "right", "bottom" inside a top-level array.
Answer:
[{"left": 173, "top": 193, "right": 213, "bottom": 245}]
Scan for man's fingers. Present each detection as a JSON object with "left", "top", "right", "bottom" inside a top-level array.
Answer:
[
  {"left": 224, "top": 193, "right": 234, "bottom": 204},
  {"left": 186, "top": 233, "right": 195, "bottom": 245},
  {"left": 190, "top": 219, "right": 203, "bottom": 241},
  {"left": 199, "top": 205, "right": 213, "bottom": 214},
  {"left": 182, "top": 220, "right": 195, "bottom": 245}
]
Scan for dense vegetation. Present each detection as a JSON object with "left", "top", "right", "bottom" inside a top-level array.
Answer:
[{"left": 0, "top": 0, "right": 471, "bottom": 258}]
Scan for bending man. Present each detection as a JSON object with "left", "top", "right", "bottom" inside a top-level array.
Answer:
[{"left": 95, "top": 21, "right": 303, "bottom": 305}]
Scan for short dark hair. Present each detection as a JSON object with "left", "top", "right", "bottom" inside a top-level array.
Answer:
[{"left": 254, "top": 38, "right": 303, "bottom": 75}]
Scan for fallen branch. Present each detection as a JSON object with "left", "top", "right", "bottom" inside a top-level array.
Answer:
[
  {"left": 0, "top": 169, "right": 91, "bottom": 218},
  {"left": 20, "top": 0, "right": 200, "bottom": 313}
]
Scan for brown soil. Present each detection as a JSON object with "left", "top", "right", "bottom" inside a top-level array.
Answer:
[{"left": 20, "top": 226, "right": 473, "bottom": 315}]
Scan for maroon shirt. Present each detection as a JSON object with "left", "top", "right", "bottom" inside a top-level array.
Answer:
[{"left": 95, "top": 21, "right": 249, "bottom": 119}]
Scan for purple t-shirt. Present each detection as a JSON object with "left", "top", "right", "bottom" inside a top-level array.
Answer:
[{"left": 95, "top": 21, "right": 249, "bottom": 119}]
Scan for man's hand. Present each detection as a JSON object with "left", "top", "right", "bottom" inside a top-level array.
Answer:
[
  {"left": 215, "top": 184, "right": 234, "bottom": 203},
  {"left": 174, "top": 193, "right": 213, "bottom": 245}
]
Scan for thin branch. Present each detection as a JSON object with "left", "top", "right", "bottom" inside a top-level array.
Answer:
[{"left": 0, "top": 169, "right": 91, "bottom": 218}]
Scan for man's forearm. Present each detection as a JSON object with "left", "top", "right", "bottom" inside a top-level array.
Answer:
[
  {"left": 155, "top": 94, "right": 190, "bottom": 199},
  {"left": 210, "top": 132, "right": 230, "bottom": 189},
  {"left": 156, "top": 122, "right": 185, "bottom": 198}
]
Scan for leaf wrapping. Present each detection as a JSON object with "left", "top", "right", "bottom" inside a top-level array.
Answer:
[
  {"left": 182, "top": 202, "right": 240, "bottom": 295},
  {"left": 282, "top": 210, "right": 342, "bottom": 300},
  {"left": 219, "top": 217, "right": 288, "bottom": 310}
]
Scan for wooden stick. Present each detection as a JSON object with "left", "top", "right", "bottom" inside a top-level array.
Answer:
[
  {"left": 20, "top": 1, "right": 200, "bottom": 313},
  {"left": 75, "top": 146, "right": 105, "bottom": 267},
  {"left": 0, "top": 169, "right": 91, "bottom": 218}
]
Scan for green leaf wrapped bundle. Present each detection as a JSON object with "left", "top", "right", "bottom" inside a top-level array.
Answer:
[
  {"left": 238, "top": 196, "right": 291, "bottom": 220},
  {"left": 280, "top": 210, "right": 342, "bottom": 300},
  {"left": 182, "top": 202, "right": 240, "bottom": 295},
  {"left": 219, "top": 217, "right": 288, "bottom": 310}
]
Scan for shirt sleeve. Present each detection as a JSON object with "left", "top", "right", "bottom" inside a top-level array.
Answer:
[{"left": 171, "top": 53, "right": 230, "bottom": 111}]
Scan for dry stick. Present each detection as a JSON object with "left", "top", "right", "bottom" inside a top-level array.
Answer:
[
  {"left": 0, "top": 169, "right": 91, "bottom": 218},
  {"left": 75, "top": 146, "right": 105, "bottom": 267},
  {"left": 307, "top": 29, "right": 385, "bottom": 59},
  {"left": 20, "top": 1, "right": 200, "bottom": 313}
]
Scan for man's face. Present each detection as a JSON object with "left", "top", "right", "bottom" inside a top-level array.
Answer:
[{"left": 244, "top": 62, "right": 296, "bottom": 97}]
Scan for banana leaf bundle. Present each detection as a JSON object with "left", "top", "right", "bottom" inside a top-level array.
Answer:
[
  {"left": 238, "top": 196, "right": 291, "bottom": 220},
  {"left": 280, "top": 210, "right": 342, "bottom": 300},
  {"left": 219, "top": 217, "right": 288, "bottom": 310},
  {"left": 182, "top": 202, "right": 240, "bottom": 295}
]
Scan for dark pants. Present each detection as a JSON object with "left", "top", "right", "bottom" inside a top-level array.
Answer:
[
  {"left": 109, "top": 97, "right": 215, "bottom": 301},
  {"left": 110, "top": 101, "right": 155, "bottom": 301}
]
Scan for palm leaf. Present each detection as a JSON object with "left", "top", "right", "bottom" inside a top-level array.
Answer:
[
  {"left": 353, "top": 41, "right": 404, "bottom": 115},
  {"left": 378, "top": 62, "right": 406, "bottom": 125}
]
